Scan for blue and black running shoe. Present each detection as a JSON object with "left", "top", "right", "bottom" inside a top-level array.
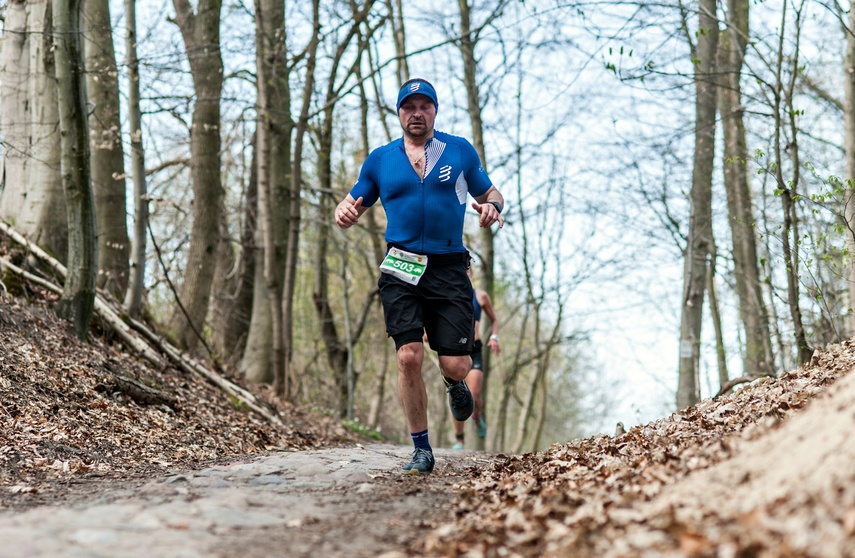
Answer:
[{"left": 402, "top": 448, "right": 435, "bottom": 475}]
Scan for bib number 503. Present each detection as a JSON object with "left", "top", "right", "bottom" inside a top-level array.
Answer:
[
  {"left": 379, "top": 248, "right": 428, "bottom": 285},
  {"left": 393, "top": 260, "right": 417, "bottom": 273}
]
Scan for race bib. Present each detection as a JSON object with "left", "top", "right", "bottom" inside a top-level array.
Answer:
[{"left": 379, "top": 247, "right": 428, "bottom": 285}]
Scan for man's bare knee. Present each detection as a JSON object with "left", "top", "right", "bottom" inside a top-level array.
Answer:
[
  {"left": 397, "top": 342, "right": 423, "bottom": 371},
  {"left": 439, "top": 355, "right": 471, "bottom": 381}
]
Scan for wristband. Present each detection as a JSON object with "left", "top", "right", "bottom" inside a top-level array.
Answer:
[
  {"left": 489, "top": 334, "right": 499, "bottom": 341},
  {"left": 488, "top": 201, "right": 503, "bottom": 214}
]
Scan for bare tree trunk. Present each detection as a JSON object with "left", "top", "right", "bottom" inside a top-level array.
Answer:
[
  {"left": 313, "top": 192, "right": 348, "bottom": 413},
  {"left": 512, "top": 316, "right": 563, "bottom": 453},
  {"left": 252, "top": 0, "right": 287, "bottom": 390},
  {"left": 718, "top": 0, "right": 774, "bottom": 377},
  {"left": 511, "top": 304, "right": 562, "bottom": 453},
  {"left": 706, "top": 245, "right": 729, "bottom": 387},
  {"left": 84, "top": 0, "right": 129, "bottom": 298},
  {"left": 55, "top": 0, "right": 98, "bottom": 339},
  {"left": 772, "top": 1, "right": 812, "bottom": 364},
  {"left": 280, "top": 0, "right": 320, "bottom": 398},
  {"left": 341, "top": 248, "right": 356, "bottom": 420},
  {"left": 494, "top": 308, "right": 529, "bottom": 451},
  {"left": 208, "top": 213, "right": 254, "bottom": 368},
  {"left": 385, "top": 0, "right": 409, "bottom": 84},
  {"left": 844, "top": 1, "right": 855, "bottom": 335},
  {"left": 315, "top": 107, "right": 347, "bottom": 412},
  {"left": 168, "top": 0, "right": 224, "bottom": 350},
  {"left": 511, "top": 322, "right": 551, "bottom": 453},
  {"left": 760, "top": 217, "right": 790, "bottom": 372},
  {"left": 312, "top": 1, "right": 376, "bottom": 415},
  {"left": 210, "top": 138, "right": 255, "bottom": 366},
  {"left": 491, "top": 30, "right": 527, "bottom": 453},
  {"left": 123, "top": 0, "right": 148, "bottom": 319},
  {"left": 457, "top": 0, "right": 509, "bottom": 450},
  {"left": 677, "top": 0, "right": 718, "bottom": 409},
  {"left": 0, "top": 0, "right": 67, "bottom": 263},
  {"left": 360, "top": 35, "right": 390, "bottom": 428},
  {"left": 241, "top": 256, "right": 274, "bottom": 384},
  {"left": 531, "top": 370, "right": 547, "bottom": 451},
  {"left": 241, "top": 0, "right": 292, "bottom": 385}
]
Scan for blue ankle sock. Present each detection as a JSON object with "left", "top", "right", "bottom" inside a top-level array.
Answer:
[{"left": 411, "top": 429, "right": 431, "bottom": 451}]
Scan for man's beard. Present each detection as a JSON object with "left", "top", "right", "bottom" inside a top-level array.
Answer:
[{"left": 406, "top": 120, "right": 428, "bottom": 137}]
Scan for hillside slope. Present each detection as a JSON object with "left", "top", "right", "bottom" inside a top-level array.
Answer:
[
  {"left": 420, "top": 342, "right": 855, "bottom": 557},
  {"left": 0, "top": 293, "right": 356, "bottom": 509}
]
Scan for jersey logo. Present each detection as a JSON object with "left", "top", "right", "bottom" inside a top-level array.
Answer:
[{"left": 439, "top": 165, "right": 452, "bottom": 182}]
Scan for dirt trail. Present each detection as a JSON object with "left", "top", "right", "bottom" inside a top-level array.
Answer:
[{"left": 0, "top": 444, "right": 496, "bottom": 558}]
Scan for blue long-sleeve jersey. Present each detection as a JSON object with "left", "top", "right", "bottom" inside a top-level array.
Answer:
[{"left": 349, "top": 131, "right": 493, "bottom": 254}]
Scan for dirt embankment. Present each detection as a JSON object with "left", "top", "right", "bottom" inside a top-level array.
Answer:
[{"left": 419, "top": 341, "right": 855, "bottom": 557}]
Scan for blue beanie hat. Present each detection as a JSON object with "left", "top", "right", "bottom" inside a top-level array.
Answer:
[{"left": 396, "top": 79, "right": 438, "bottom": 112}]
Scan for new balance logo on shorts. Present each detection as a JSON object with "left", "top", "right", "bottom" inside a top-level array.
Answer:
[{"left": 458, "top": 337, "right": 468, "bottom": 344}]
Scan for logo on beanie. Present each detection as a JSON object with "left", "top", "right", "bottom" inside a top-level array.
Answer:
[{"left": 397, "top": 79, "right": 438, "bottom": 112}]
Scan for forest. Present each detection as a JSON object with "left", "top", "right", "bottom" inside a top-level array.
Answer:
[{"left": 0, "top": 0, "right": 852, "bottom": 452}]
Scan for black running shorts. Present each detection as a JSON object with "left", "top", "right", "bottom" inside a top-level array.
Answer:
[
  {"left": 470, "top": 339, "right": 484, "bottom": 370},
  {"left": 378, "top": 253, "right": 474, "bottom": 356}
]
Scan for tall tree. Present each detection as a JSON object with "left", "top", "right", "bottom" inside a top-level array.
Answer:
[
  {"left": 123, "top": 0, "right": 149, "bottom": 319},
  {"left": 0, "top": 0, "right": 67, "bottom": 263},
  {"left": 241, "top": 0, "right": 293, "bottom": 385},
  {"left": 844, "top": 0, "right": 855, "bottom": 334},
  {"left": 718, "top": 0, "right": 774, "bottom": 377},
  {"left": 677, "top": 0, "right": 719, "bottom": 409},
  {"left": 772, "top": 0, "right": 812, "bottom": 364},
  {"left": 249, "top": 0, "right": 288, "bottom": 387},
  {"left": 312, "top": 0, "right": 378, "bottom": 415},
  {"left": 456, "top": 0, "right": 509, "bottom": 449},
  {"left": 209, "top": 134, "right": 256, "bottom": 365},
  {"left": 54, "top": 0, "right": 98, "bottom": 339},
  {"left": 280, "top": 0, "right": 320, "bottom": 398},
  {"left": 362, "top": 28, "right": 397, "bottom": 428},
  {"left": 511, "top": 270, "right": 564, "bottom": 453},
  {"left": 385, "top": 0, "right": 409, "bottom": 84},
  {"left": 706, "top": 244, "right": 729, "bottom": 386},
  {"left": 84, "top": 0, "right": 130, "bottom": 298},
  {"left": 168, "top": 0, "right": 225, "bottom": 350},
  {"left": 208, "top": 218, "right": 249, "bottom": 364}
]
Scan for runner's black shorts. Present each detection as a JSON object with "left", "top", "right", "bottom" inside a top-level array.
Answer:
[
  {"left": 470, "top": 339, "right": 484, "bottom": 369},
  {"left": 378, "top": 250, "right": 474, "bottom": 356}
]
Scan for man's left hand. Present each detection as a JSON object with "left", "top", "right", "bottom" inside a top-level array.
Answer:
[
  {"left": 487, "top": 337, "right": 500, "bottom": 354},
  {"left": 472, "top": 202, "right": 504, "bottom": 229}
]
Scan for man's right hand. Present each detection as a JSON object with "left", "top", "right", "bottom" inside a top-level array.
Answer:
[{"left": 335, "top": 196, "right": 364, "bottom": 229}]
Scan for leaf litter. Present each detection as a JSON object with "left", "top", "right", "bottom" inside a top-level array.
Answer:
[
  {"left": 419, "top": 341, "right": 855, "bottom": 557},
  {"left": 2, "top": 267, "right": 855, "bottom": 556},
  {"left": 0, "top": 292, "right": 356, "bottom": 510}
]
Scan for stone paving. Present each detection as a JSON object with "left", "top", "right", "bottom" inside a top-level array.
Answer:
[{"left": 0, "top": 443, "right": 469, "bottom": 558}]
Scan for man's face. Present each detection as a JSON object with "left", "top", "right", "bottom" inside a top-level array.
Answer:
[{"left": 398, "top": 94, "right": 436, "bottom": 139}]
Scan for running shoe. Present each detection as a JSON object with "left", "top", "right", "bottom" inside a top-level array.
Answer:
[
  {"left": 452, "top": 441, "right": 464, "bottom": 451},
  {"left": 402, "top": 448, "right": 435, "bottom": 475},
  {"left": 475, "top": 415, "right": 487, "bottom": 439},
  {"left": 445, "top": 379, "right": 474, "bottom": 421}
]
